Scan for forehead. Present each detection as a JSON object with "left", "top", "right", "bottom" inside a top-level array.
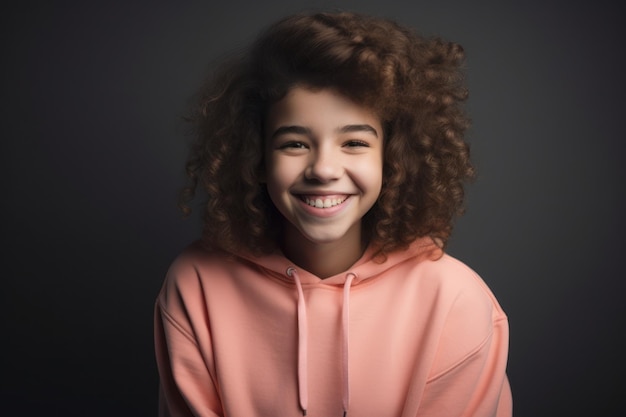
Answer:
[{"left": 265, "top": 86, "right": 382, "bottom": 135}]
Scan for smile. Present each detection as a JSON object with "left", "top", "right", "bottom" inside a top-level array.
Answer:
[{"left": 301, "top": 195, "right": 348, "bottom": 208}]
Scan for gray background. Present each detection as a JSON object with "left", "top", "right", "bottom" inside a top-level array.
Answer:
[{"left": 3, "top": 0, "right": 624, "bottom": 416}]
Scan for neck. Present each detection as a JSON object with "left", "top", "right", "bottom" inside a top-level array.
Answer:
[{"left": 281, "top": 226, "right": 365, "bottom": 279}]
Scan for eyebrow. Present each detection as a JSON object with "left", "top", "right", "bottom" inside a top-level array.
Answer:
[
  {"left": 270, "top": 124, "right": 379, "bottom": 139},
  {"left": 270, "top": 125, "right": 312, "bottom": 139},
  {"left": 338, "top": 124, "right": 379, "bottom": 137}
]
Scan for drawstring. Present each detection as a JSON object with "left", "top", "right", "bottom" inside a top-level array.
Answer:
[
  {"left": 287, "top": 267, "right": 356, "bottom": 417},
  {"left": 287, "top": 267, "right": 308, "bottom": 416},
  {"left": 342, "top": 273, "right": 356, "bottom": 417}
]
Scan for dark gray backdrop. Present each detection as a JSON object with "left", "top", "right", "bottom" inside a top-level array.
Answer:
[{"left": 3, "top": 1, "right": 624, "bottom": 416}]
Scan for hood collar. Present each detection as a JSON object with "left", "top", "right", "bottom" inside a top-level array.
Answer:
[{"left": 240, "top": 236, "right": 441, "bottom": 285}]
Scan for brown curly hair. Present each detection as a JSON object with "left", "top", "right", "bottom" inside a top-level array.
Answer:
[{"left": 180, "top": 11, "right": 474, "bottom": 256}]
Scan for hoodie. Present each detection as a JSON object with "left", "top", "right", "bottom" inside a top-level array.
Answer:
[{"left": 154, "top": 237, "right": 512, "bottom": 417}]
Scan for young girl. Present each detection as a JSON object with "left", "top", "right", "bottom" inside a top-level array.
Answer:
[{"left": 155, "top": 11, "right": 512, "bottom": 417}]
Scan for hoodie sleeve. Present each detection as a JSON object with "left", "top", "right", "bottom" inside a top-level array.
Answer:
[
  {"left": 419, "top": 316, "right": 512, "bottom": 416},
  {"left": 154, "top": 257, "right": 224, "bottom": 417},
  {"left": 416, "top": 269, "right": 513, "bottom": 417}
]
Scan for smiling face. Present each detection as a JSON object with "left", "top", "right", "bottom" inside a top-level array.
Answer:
[{"left": 265, "top": 86, "right": 383, "bottom": 255}]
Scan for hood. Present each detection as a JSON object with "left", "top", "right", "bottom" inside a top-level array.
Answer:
[{"left": 238, "top": 236, "right": 442, "bottom": 286}]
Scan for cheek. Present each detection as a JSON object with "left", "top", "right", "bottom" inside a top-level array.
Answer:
[
  {"left": 266, "top": 157, "right": 297, "bottom": 195},
  {"left": 370, "top": 174, "right": 384, "bottom": 202},
  {"left": 354, "top": 157, "right": 384, "bottom": 196}
]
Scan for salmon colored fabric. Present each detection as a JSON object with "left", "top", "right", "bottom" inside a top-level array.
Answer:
[{"left": 155, "top": 237, "right": 512, "bottom": 417}]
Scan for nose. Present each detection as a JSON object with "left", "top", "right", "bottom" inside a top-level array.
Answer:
[{"left": 305, "top": 146, "right": 343, "bottom": 183}]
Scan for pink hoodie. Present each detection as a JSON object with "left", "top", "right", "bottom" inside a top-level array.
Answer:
[{"left": 155, "top": 237, "right": 512, "bottom": 417}]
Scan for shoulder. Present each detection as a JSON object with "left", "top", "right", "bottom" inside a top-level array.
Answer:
[
  {"left": 166, "top": 240, "right": 243, "bottom": 280},
  {"left": 158, "top": 241, "right": 242, "bottom": 311},
  {"left": 416, "top": 253, "right": 507, "bottom": 321}
]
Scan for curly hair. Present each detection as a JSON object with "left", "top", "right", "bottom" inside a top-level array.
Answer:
[{"left": 180, "top": 11, "right": 474, "bottom": 257}]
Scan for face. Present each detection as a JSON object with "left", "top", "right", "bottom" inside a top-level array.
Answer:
[{"left": 265, "top": 86, "right": 383, "bottom": 250}]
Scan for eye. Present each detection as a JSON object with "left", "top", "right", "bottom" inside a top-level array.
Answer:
[
  {"left": 343, "top": 140, "right": 370, "bottom": 148},
  {"left": 272, "top": 133, "right": 310, "bottom": 154},
  {"left": 277, "top": 141, "right": 309, "bottom": 151}
]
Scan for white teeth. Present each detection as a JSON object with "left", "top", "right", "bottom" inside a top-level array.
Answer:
[{"left": 305, "top": 196, "right": 346, "bottom": 208}]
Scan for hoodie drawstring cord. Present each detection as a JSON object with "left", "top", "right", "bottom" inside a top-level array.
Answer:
[
  {"left": 287, "top": 267, "right": 308, "bottom": 416},
  {"left": 342, "top": 273, "right": 356, "bottom": 417},
  {"left": 288, "top": 267, "right": 355, "bottom": 417}
]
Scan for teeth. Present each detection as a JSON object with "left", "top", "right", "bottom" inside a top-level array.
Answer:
[{"left": 304, "top": 196, "right": 346, "bottom": 208}]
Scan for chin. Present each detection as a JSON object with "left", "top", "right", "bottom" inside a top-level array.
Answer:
[{"left": 297, "top": 227, "right": 354, "bottom": 246}]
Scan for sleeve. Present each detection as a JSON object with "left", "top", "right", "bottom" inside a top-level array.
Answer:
[
  {"left": 418, "top": 315, "right": 512, "bottom": 417},
  {"left": 416, "top": 267, "right": 513, "bottom": 417},
  {"left": 154, "top": 266, "right": 224, "bottom": 417}
]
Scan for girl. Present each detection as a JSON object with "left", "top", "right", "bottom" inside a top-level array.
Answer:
[{"left": 155, "top": 11, "right": 512, "bottom": 417}]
